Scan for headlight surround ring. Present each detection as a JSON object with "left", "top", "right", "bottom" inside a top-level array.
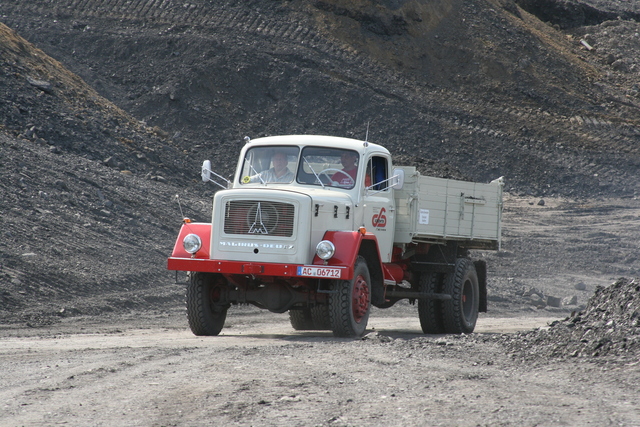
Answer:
[
  {"left": 316, "top": 240, "right": 336, "bottom": 260},
  {"left": 183, "top": 233, "right": 202, "bottom": 254}
]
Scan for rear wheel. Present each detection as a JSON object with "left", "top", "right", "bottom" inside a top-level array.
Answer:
[
  {"left": 289, "top": 305, "right": 332, "bottom": 330},
  {"left": 186, "top": 272, "right": 228, "bottom": 336},
  {"left": 418, "top": 272, "right": 446, "bottom": 334},
  {"left": 311, "top": 304, "right": 332, "bottom": 330},
  {"left": 329, "top": 256, "right": 371, "bottom": 337},
  {"left": 289, "top": 308, "right": 315, "bottom": 330},
  {"left": 442, "top": 258, "right": 479, "bottom": 334}
]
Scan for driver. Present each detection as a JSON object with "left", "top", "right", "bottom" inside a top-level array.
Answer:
[
  {"left": 249, "top": 151, "right": 294, "bottom": 183},
  {"left": 331, "top": 151, "right": 359, "bottom": 187}
]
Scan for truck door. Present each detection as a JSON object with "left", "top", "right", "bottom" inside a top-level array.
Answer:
[{"left": 362, "top": 155, "right": 395, "bottom": 262}]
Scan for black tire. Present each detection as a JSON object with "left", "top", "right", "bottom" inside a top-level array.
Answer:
[
  {"left": 329, "top": 256, "right": 371, "bottom": 337},
  {"left": 442, "top": 258, "right": 479, "bottom": 334},
  {"left": 289, "top": 308, "right": 315, "bottom": 330},
  {"left": 186, "top": 272, "right": 228, "bottom": 336},
  {"left": 289, "top": 305, "right": 332, "bottom": 330},
  {"left": 418, "top": 272, "right": 446, "bottom": 334},
  {"left": 311, "top": 304, "right": 332, "bottom": 330}
]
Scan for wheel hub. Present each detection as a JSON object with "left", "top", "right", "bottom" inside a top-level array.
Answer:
[
  {"left": 462, "top": 279, "right": 472, "bottom": 318},
  {"left": 352, "top": 275, "right": 370, "bottom": 323}
]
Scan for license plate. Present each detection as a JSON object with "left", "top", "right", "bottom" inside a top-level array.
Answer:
[{"left": 297, "top": 266, "right": 342, "bottom": 278}]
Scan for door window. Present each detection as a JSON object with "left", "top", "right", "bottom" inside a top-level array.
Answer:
[{"left": 365, "top": 156, "right": 388, "bottom": 191}]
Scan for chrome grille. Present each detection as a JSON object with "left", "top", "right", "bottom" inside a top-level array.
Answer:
[{"left": 224, "top": 200, "right": 295, "bottom": 237}]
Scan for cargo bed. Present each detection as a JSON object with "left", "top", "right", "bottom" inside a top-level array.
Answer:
[{"left": 393, "top": 167, "right": 503, "bottom": 250}]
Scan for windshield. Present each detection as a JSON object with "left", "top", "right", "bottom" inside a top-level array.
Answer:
[
  {"left": 296, "top": 146, "right": 360, "bottom": 189},
  {"left": 239, "top": 146, "right": 299, "bottom": 185}
]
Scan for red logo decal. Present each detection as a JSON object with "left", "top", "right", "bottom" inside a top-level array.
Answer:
[{"left": 372, "top": 208, "right": 387, "bottom": 228}]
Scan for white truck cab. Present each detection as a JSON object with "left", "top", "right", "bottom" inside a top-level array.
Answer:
[{"left": 228, "top": 135, "right": 401, "bottom": 263}]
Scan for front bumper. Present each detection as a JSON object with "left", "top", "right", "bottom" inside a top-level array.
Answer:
[{"left": 167, "top": 257, "right": 350, "bottom": 280}]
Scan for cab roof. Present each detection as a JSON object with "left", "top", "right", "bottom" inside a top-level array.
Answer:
[{"left": 244, "top": 135, "right": 390, "bottom": 156}]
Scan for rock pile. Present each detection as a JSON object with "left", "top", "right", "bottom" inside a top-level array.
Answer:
[
  {"left": 521, "top": 286, "right": 578, "bottom": 309},
  {"left": 505, "top": 278, "right": 640, "bottom": 362}
]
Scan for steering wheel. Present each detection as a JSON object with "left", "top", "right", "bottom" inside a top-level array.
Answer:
[{"left": 318, "top": 168, "right": 355, "bottom": 187}]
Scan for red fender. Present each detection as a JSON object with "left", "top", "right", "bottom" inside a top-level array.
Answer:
[
  {"left": 313, "top": 230, "right": 403, "bottom": 284},
  {"left": 169, "top": 222, "right": 211, "bottom": 259},
  {"left": 313, "top": 230, "right": 385, "bottom": 279},
  {"left": 312, "top": 230, "right": 365, "bottom": 266}
]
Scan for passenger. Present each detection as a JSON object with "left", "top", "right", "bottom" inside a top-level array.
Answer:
[
  {"left": 331, "top": 151, "right": 371, "bottom": 188},
  {"left": 331, "top": 151, "right": 359, "bottom": 187}
]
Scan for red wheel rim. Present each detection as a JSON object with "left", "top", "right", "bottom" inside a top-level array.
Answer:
[{"left": 352, "top": 275, "right": 370, "bottom": 323}]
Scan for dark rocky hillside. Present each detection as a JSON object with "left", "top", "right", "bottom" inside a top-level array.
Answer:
[
  {"left": 0, "top": 22, "right": 207, "bottom": 324},
  {"left": 2, "top": 0, "right": 640, "bottom": 197},
  {"left": 1, "top": 0, "right": 640, "bottom": 326}
]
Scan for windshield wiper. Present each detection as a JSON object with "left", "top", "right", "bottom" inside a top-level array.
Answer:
[
  {"left": 303, "top": 156, "right": 325, "bottom": 189},
  {"left": 245, "top": 157, "right": 266, "bottom": 185}
]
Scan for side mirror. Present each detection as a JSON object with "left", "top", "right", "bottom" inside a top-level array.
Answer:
[
  {"left": 391, "top": 168, "right": 404, "bottom": 190},
  {"left": 201, "top": 160, "right": 212, "bottom": 183},
  {"left": 200, "top": 160, "right": 231, "bottom": 189}
]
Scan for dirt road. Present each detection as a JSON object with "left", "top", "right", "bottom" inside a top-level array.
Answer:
[
  {"left": 2, "top": 188, "right": 639, "bottom": 426},
  {"left": 2, "top": 308, "right": 638, "bottom": 426}
]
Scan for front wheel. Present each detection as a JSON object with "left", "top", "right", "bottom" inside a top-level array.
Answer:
[
  {"left": 329, "top": 256, "right": 371, "bottom": 337},
  {"left": 442, "top": 258, "right": 479, "bottom": 334},
  {"left": 186, "top": 272, "right": 229, "bottom": 336}
]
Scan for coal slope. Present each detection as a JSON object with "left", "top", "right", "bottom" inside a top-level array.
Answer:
[
  {"left": 1, "top": 0, "right": 639, "bottom": 198},
  {"left": 0, "top": 22, "right": 209, "bottom": 325}
]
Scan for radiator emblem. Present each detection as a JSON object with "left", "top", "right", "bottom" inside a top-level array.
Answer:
[{"left": 248, "top": 202, "right": 269, "bottom": 234}]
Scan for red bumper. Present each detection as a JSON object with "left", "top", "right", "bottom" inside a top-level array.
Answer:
[{"left": 167, "top": 257, "right": 351, "bottom": 280}]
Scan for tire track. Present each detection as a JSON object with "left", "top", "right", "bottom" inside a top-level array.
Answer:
[
  {"left": 2, "top": 0, "right": 638, "bottom": 190},
  {"left": 2, "top": 0, "right": 381, "bottom": 80}
]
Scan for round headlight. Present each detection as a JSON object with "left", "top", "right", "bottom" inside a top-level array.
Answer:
[
  {"left": 183, "top": 233, "right": 202, "bottom": 254},
  {"left": 316, "top": 240, "right": 336, "bottom": 260}
]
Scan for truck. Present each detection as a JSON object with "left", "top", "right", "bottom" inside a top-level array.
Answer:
[{"left": 168, "top": 135, "right": 503, "bottom": 337}]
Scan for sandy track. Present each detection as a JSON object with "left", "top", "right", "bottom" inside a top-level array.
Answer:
[
  {"left": 0, "top": 314, "right": 556, "bottom": 351},
  {"left": 2, "top": 313, "right": 638, "bottom": 426}
]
